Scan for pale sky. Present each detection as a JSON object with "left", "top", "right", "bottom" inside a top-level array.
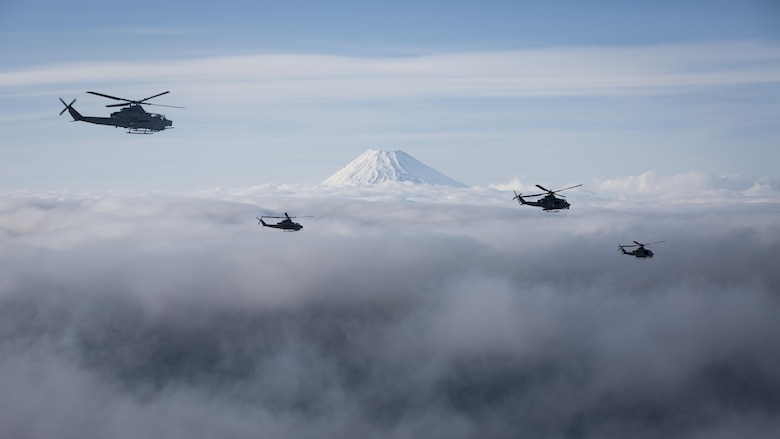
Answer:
[{"left": 1, "top": 0, "right": 779, "bottom": 191}]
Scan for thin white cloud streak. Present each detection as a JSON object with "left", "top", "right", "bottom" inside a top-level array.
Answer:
[{"left": 2, "top": 42, "right": 779, "bottom": 102}]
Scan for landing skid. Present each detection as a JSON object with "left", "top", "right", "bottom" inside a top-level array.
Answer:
[
  {"left": 127, "top": 128, "right": 156, "bottom": 134},
  {"left": 126, "top": 127, "right": 172, "bottom": 134}
]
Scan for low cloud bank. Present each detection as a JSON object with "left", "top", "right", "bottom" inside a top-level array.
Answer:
[
  {"left": 492, "top": 171, "right": 780, "bottom": 204},
  {"left": 1, "top": 187, "right": 779, "bottom": 438}
]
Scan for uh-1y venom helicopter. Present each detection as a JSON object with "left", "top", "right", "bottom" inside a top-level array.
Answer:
[
  {"left": 256, "top": 213, "right": 313, "bottom": 231},
  {"left": 513, "top": 184, "right": 582, "bottom": 211},
  {"left": 59, "top": 91, "right": 183, "bottom": 134},
  {"left": 618, "top": 241, "right": 665, "bottom": 258}
]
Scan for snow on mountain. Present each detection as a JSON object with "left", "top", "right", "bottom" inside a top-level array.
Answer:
[{"left": 322, "top": 150, "right": 468, "bottom": 188}]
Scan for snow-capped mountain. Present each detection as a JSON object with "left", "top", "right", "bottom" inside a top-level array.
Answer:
[{"left": 322, "top": 150, "right": 468, "bottom": 187}]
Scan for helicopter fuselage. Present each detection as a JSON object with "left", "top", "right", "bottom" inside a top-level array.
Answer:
[
  {"left": 258, "top": 217, "right": 303, "bottom": 231},
  {"left": 79, "top": 105, "right": 172, "bottom": 133},
  {"left": 60, "top": 94, "right": 175, "bottom": 134},
  {"left": 621, "top": 247, "right": 654, "bottom": 258},
  {"left": 513, "top": 184, "right": 581, "bottom": 211},
  {"left": 619, "top": 241, "right": 663, "bottom": 258},
  {"left": 517, "top": 194, "right": 571, "bottom": 210},
  {"left": 109, "top": 106, "right": 172, "bottom": 130}
]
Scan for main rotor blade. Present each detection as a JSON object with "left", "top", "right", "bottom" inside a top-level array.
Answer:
[
  {"left": 633, "top": 241, "right": 643, "bottom": 246},
  {"left": 265, "top": 213, "right": 313, "bottom": 219},
  {"left": 87, "top": 91, "right": 131, "bottom": 102},
  {"left": 554, "top": 184, "right": 583, "bottom": 193},
  {"left": 141, "top": 102, "right": 185, "bottom": 109},
  {"left": 105, "top": 103, "right": 131, "bottom": 108},
  {"left": 645, "top": 240, "right": 666, "bottom": 246},
  {"left": 535, "top": 184, "right": 551, "bottom": 193},
  {"left": 139, "top": 91, "right": 170, "bottom": 103},
  {"left": 523, "top": 192, "right": 545, "bottom": 198}
]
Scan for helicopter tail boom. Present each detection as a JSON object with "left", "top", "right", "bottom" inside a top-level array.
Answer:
[
  {"left": 59, "top": 98, "right": 83, "bottom": 121},
  {"left": 256, "top": 217, "right": 268, "bottom": 227},
  {"left": 513, "top": 191, "right": 528, "bottom": 205}
]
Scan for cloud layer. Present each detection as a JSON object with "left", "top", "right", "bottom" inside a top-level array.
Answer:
[{"left": 1, "top": 185, "right": 779, "bottom": 438}]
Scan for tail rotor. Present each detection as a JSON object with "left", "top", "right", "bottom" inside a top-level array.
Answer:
[
  {"left": 59, "top": 98, "right": 83, "bottom": 120},
  {"left": 59, "top": 98, "right": 76, "bottom": 116}
]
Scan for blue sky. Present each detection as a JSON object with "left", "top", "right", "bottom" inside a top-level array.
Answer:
[{"left": 1, "top": 0, "right": 779, "bottom": 191}]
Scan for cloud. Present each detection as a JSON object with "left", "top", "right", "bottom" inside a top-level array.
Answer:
[
  {"left": 598, "top": 171, "right": 758, "bottom": 194},
  {"left": 489, "top": 172, "right": 780, "bottom": 211},
  {"left": 3, "top": 41, "right": 780, "bottom": 103},
  {"left": 1, "top": 185, "right": 780, "bottom": 438},
  {"left": 592, "top": 171, "right": 780, "bottom": 204}
]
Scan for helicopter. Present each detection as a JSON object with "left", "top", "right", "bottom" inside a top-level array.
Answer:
[
  {"left": 256, "top": 213, "right": 312, "bottom": 231},
  {"left": 513, "top": 184, "right": 582, "bottom": 211},
  {"left": 59, "top": 91, "right": 182, "bottom": 134},
  {"left": 618, "top": 241, "right": 665, "bottom": 258}
]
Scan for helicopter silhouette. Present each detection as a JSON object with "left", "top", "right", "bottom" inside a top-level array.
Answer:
[
  {"left": 256, "top": 213, "right": 313, "bottom": 231},
  {"left": 618, "top": 241, "right": 665, "bottom": 258},
  {"left": 59, "top": 91, "right": 183, "bottom": 134},
  {"left": 513, "top": 184, "right": 582, "bottom": 211}
]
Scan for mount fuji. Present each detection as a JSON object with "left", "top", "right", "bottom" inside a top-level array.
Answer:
[{"left": 322, "top": 150, "right": 468, "bottom": 188}]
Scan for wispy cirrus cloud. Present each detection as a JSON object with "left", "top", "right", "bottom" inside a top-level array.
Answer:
[{"left": 3, "top": 41, "right": 779, "bottom": 102}]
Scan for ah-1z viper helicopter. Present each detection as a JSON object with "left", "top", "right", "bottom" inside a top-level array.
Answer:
[
  {"left": 513, "top": 184, "right": 582, "bottom": 211},
  {"left": 618, "top": 241, "right": 665, "bottom": 258},
  {"left": 59, "top": 91, "right": 182, "bottom": 134},
  {"left": 256, "top": 213, "right": 313, "bottom": 231}
]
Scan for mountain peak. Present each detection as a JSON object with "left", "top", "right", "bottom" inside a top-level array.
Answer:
[{"left": 322, "top": 150, "right": 468, "bottom": 187}]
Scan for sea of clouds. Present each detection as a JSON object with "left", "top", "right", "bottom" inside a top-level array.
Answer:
[{"left": 1, "top": 176, "right": 779, "bottom": 438}]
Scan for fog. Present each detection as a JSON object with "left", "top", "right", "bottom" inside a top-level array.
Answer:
[{"left": 1, "top": 182, "right": 779, "bottom": 438}]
